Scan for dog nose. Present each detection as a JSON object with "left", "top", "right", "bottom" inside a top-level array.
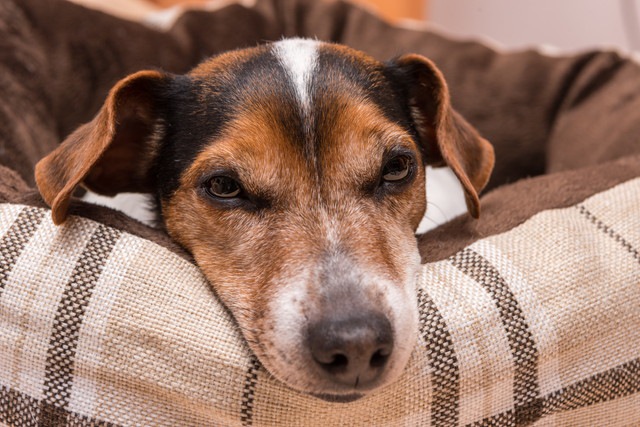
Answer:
[{"left": 307, "top": 312, "right": 394, "bottom": 388}]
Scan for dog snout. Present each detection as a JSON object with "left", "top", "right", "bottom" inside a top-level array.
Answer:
[{"left": 307, "top": 311, "right": 394, "bottom": 388}]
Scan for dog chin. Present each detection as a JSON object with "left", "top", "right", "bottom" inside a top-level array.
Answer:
[
  {"left": 253, "top": 315, "right": 417, "bottom": 399},
  {"left": 254, "top": 259, "right": 420, "bottom": 399},
  {"left": 311, "top": 392, "right": 365, "bottom": 403}
]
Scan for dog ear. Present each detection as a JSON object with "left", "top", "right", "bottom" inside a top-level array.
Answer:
[
  {"left": 391, "top": 54, "right": 494, "bottom": 218},
  {"left": 35, "top": 70, "right": 169, "bottom": 225}
]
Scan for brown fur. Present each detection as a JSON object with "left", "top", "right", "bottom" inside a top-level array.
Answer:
[
  {"left": 394, "top": 54, "right": 495, "bottom": 218},
  {"left": 35, "top": 70, "right": 169, "bottom": 225},
  {"left": 34, "top": 40, "right": 493, "bottom": 396},
  {"left": 163, "top": 92, "right": 427, "bottom": 362}
]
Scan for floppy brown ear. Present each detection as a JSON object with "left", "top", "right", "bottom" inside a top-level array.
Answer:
[
  {"left": 392, "top": 54, "right": 494, "bottom": 218},
  {"left": 35, "top": 70, "right": 169, "bottom": 225}
]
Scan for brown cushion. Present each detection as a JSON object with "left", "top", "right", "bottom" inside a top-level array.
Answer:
[{"left": 1, "top": 176, "right": 638, "bottom": 425}]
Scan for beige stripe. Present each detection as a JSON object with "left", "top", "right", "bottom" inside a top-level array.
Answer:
[
  {"left": 92, "top": 236, "right": 250, "bottom": 426},
  {"left": 481, "top": 190, "right": 640, "bottom": 390},
  {"left": 0, "top": 208, "right": 46, "bottom": 296},
  {"left": 250, "top": 348, "right": 433, "bottom": 426},
  {"left": 0, "top": 204, "right": 24, "bottom": 237},
  {"left": 421, "top": 262, "right": 514, "bottom": 425},
  {"left": 471, "top": 241, "right": 562, "bottom": 397},
  {"left": 0, "top": 214, "right": 97, "bottom": 399},
  {"left": 68, "top": 234, "right": 146, "bottom": 418},
  {"left": 249, "top": 372, "right": 334, "bottom": 427}
]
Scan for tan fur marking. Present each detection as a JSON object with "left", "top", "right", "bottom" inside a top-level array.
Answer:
[
  {"left": 36, "top": 40, "right": 493, "bottom": 397},
  {"left": 163, "top": 78, "right": 424, "bottom": 394}
]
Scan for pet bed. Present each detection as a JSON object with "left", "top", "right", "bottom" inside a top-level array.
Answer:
[{"left": 0, "top": 0, "right": 638, "bottom": 425}]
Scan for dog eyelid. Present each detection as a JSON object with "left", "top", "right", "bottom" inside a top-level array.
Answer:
[
  {"left": 380, "top": 146, "right": 416, "bottom": 184},
  {"left": 198, "top": 171, "right": 272, "bottom": 211},
  {"left": 365, "top": 148, "right": 417, "bottom": 199},
  {"left": 382, "top": 155, "right": 411, "bottom": 182},
  {"left": 205, "top": 176, "right": 242, "bottom": 198}
]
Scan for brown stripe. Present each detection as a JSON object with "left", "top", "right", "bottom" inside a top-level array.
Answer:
[
  {"left": 37, "top": 403, "right": 66, "bottom": 427},
  {"left": 66, "top": 410, "right": 120, "bottom": 427},
  {"left": 542, "top": 358, "right": 640, "bottom": 415},
  {"left": 465, "top": 402, "right": 548, "bottom": 427},
  {"left": 418, "top": 288, "right": 460, "bottom": 427},
  {"left": 466, "top": 358, "right": 639, "bottom": 425},
  {"left": 466, "top": 411, "right": 515, "bottom": 427},
  {"left": 0, "top": 384, "right": 40, "bottom": 427},
  {"left": 576, "top": 204, "right": 640, "bottom": 263},
  {"left": 40, "top": 225, "right": 120, "bottom": 424},
  {"left": 451, "top": 249, "right": 541, "bottom": 425},
  {"left": 0, "top": 207, "right": 45, "bottom": 294},
  {"left": 240, "top": 356, "right": 261, "bottom": 426}
]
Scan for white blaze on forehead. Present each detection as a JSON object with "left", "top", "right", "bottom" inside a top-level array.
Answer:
[{"left": 273, "top": 38, "right": 319, "bottom": 113}]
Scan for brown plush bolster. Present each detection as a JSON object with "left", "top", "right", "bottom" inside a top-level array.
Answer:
[{"left": 419, "top": 154, "right": 640, "bottom": 262}]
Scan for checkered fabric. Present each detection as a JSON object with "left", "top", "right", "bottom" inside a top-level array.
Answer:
[{"left": 0, "top": 179, "right": 639, "bottom": 426}]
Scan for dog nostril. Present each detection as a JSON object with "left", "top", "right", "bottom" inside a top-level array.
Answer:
[
  {"left": 369, "top": 348, "right": 390, "bottom": 369},
  {"left": 307, "top": 312, "right": 394, "bottom": 387},
  {"left": 316, "top": 353, "right": 349, "bottom": 373}
]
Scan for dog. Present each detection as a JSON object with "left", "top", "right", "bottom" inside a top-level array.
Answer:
[{"left": 35, "top": 38, "right": 494, "bottom": 401}]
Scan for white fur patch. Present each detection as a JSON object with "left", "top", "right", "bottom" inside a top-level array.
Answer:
[
  {"left": 82, "top": 192, "right": 156, "bottom": 226},
  {"left": 418, "top": 166, "right": 467, "bottom": 233},
  {"left": 269, "top": 268, "right": 311, "bottom": 359},
  {"left": 273, "top": 38, "right": 319, "bottom": 116}
]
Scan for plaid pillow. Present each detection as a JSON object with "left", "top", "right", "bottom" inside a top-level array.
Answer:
[{"left": 1, "top": 178, "right": 638, "bottom": 426}]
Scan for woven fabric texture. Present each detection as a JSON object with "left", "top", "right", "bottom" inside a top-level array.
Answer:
[{"left": 0, "top": 178, "right": 639, "bottom": 426}]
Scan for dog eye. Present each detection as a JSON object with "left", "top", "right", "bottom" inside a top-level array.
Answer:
[
  {"left": 382, "top": 155, "right": 412, "bottom": 182},
  {"left": 205, "top": 176, "right": 242, "bottom": 198}
]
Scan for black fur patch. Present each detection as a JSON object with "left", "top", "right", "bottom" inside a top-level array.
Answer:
[{"left": 150, "top": 42, "right": 420, "bottom": 218}]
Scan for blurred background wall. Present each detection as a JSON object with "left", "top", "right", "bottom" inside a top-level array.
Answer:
[
  {"left": 428, "top": 0, "right": 640, "bottom": 53},
  {"left": 72, "top": 0, "right": 640, "bottom": 54}
]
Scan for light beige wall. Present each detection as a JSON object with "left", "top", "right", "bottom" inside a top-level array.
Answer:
[{"left": 428, "top": 0, "right": 638, "bottom": 52}]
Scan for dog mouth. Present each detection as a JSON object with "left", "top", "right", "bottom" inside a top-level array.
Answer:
[
  {"left": 250, "top": 252, "right": 422, "bottom": 399},
  {"left": 255, "top": 306, "right": 417, "bottom": 399},
  {"left": 311, "top": 392, "right": 364, "bottom": 403}
]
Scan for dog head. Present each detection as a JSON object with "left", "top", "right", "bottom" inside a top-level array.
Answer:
[{"left": 36, "top": 39, "right": 493, "bottom": 399}]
